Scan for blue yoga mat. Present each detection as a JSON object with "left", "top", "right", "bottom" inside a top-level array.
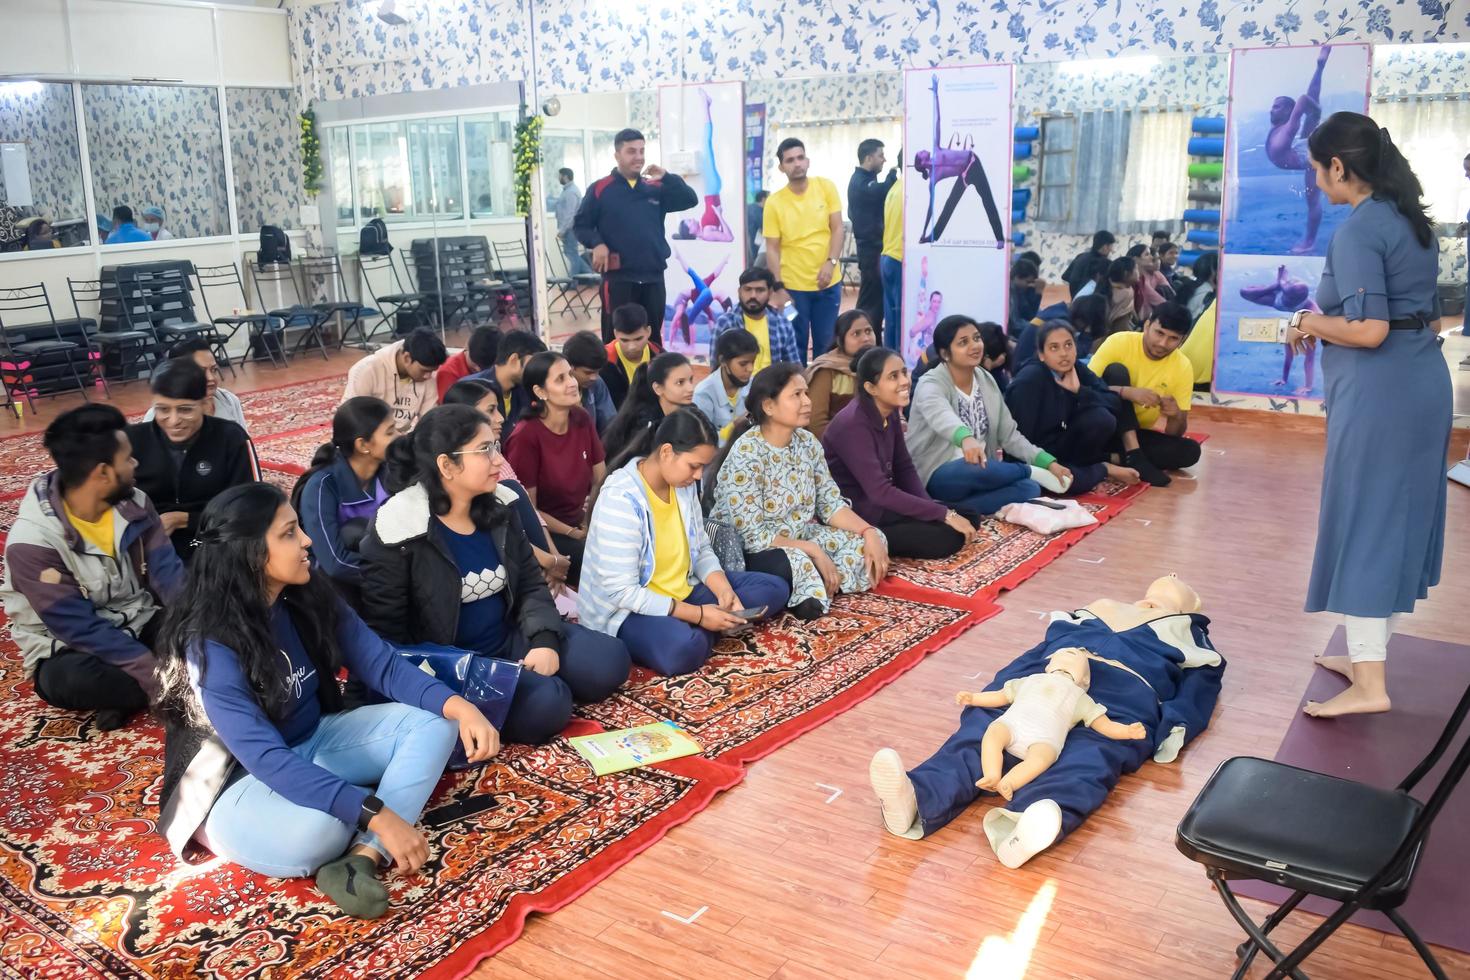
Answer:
[
  {"left": 1188, "top": 137, "right": 1226, "bottom": 157},
  {"left": 1013, "top": 125, "right": 1039, "bottom": 142},
  {"left": 1192, "top": 116, "right": 1226, "bottom": 134},
  {"left": 1182, "top": 208, "right": 1221, "bottom": 224},
  {"left": 1013, "top": 142, "right": 1032, "bottom": 160},
  {"left": 1186, "top": 228, "right": 1220, "bottom": 247}
]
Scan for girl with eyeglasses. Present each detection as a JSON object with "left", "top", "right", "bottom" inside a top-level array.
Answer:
[{"left": 359, "top": 405, "right": 630, "bottom": 746}]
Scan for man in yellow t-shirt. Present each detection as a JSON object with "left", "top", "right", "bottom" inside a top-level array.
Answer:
[
  {"left": 1178, "top": 300, "right": 1216, "bottom": 387},
  {"left": 880, "top": 173, "right": 904, "bottom": 350},
  {"left": 763, "top": 138, "right": 844, "bottom": 364},
  {"left": 1086, "top": 302, "right": 1202, "bottom": 486}
]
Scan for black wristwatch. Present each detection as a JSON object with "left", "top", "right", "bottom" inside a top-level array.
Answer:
[{"left": 358, "top": 794, "right": 384, "bottom": 831}]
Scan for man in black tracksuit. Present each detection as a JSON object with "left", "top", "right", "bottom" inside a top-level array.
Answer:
[
  {"left": 575, "top": 127, "right": 699, "bottom": 344},
  {"left": 847, "top": 138, "right": 898, "bottom": 338}
]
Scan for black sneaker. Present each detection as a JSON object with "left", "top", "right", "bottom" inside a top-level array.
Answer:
[
  {"left": 790, "top": 598, "right": 826, "bottom": 621},
  {"left": 94, "top": 709, "right": 130, "bottom": 732},
  {"left": 1126, "top": 449, "right": 1171, "bottom": 487}
]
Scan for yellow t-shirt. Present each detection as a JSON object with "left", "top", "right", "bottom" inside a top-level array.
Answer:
[
  {"left": 618, "top": 344, "right": 651, "bottom": 386},
  {"left": 64, "top": 502, "right": 116, "bottom": 558},
  {"left": 1178, "top": 301, "right": 1215, "bottom": 386},
  {"left": 643, "top": 479, "right": 692, "bottom": 601},
  {"left": 882, "top": 176, "right": 904, "bottom": 262},
  {"left": 743, "top": 314, "right": 772, "bottom": 373},
  {"left": 763, "top": 177, "right": 842, "bottom": 291},
  {"left": 1088, "top": 331, "right": 1195, "bottom": 430}
]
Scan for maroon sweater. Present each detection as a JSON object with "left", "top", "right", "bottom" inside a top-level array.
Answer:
[{"left": 820, "top": 397, "right": 948, "bottom": 526}]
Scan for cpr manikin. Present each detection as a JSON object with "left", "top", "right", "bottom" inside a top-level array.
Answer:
[
  {"left": 868, "top": 575, "right": 1209, "bottom": 869},
  {"left": 956, "top": 647, "right": 1147, "bottom": 802}
]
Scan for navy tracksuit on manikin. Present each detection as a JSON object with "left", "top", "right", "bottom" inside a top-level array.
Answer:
[{"left": 908, "top": 610, "right": 1224, "bottom": 842}]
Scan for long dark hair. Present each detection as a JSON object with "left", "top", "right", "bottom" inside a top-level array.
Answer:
[
  {"left": 441, "top": 377, "right": 500, "bottom": 411},
  {"left": 290, "top": 396, "right": 392, "bottom": 512},
  {"left": 384, "top": 403, "right": 506, "bottom": 529},
  {"left": 1308, "top": 111, "right": 1433, "bottom": 248},
  {"left": 1068, "top": 294, "right": 1109, "bottom": 343},
  {"left": 602, "top": 352, "right": 690, "bottom": 464},
  {"left": 701, "top": 362, "right": 803, "bottom": 511},
  {"left": 157, "top": 482, "right": 344, "bottom": 727},
  {"left": 1172, "top": 252, "right": 1218, "bottom": 311},
  {"left": 853, "top": 346, "right": 902, "bottom": 405},
  {"left": 629, "top": 406, "right": 719, "bottom": 470},
  {"left": 521, "top": 351, "right": 567, "bottom": 419}
]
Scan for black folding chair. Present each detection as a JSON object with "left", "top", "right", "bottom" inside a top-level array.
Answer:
[
  {"left": 543, "top": 235, "right": 597, "bottom": 318},
  {"left": 299, "top": 254, "right": 369, "bottom": 349},
  {"left": 249, "top": 259, "right": 330, "bottom": 361},
  {"left": 358, "top": 252, "right": 427, "bottom": 343},
  {"left": 0, "top": 284, "right": 92, "bottom": 413},
  {"left": 491, "top": 239, "right": 535, "bottom": 327},
  {"left": 1175, "top": 679, "right": 1470, "bottom": 979},
  {"left": 66, "top": 277, "right": 155, "bottom": 391},
  {"left": 193, "top": 263, "right": 287, "bottom": 370}
]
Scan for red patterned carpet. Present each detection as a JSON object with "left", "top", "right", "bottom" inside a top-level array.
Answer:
[
  {"left": 0, "top": 592, "right": 991, "bottom": 977},
  {"left": 254, "top": 424, "right": 332, "bottom": 476},
  {"left": 877, "top": 493, "right": 1139, "bottom": 609}
]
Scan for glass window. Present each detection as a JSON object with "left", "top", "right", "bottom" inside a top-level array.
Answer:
[
  {"left": 0, "top": 81, "right": 90, "bottom": 250},
  {"left": 464, "top": 112, "right": 515, "bottom": 218},
  {"left": 352, "top": 122, "right": 410, "bottom": 220},
  {"left": 407, "top": 119, "right": 462, "bottom": 218},
  {"left": 330, "top": 126, "right": 353, "bottom": 227},
  {"left": 82, "top": 83, "right": 229, "bottom": 242},
  {"left": 227, "top": 87, "right": 301, "bottom": 232},
  {"left": 541, "top": 130, "right": 587, "bottom": 214},
  {"left": 1037, "top": 114, "right": 1076, "bottom": 223}
]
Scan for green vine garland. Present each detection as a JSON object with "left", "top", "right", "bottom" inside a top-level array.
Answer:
[
  {"left": 513, "top": 113, "right": 543, "bottom": 216},
  {"left": 300, "top": 107, "right": 323, "bottom": 194}
]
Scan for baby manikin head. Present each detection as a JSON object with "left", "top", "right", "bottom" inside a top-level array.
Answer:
[
  {"left": 1045, "top": 647, "right": 1092, "bottom": 689},
  {"left": 1144, "top": 574, "right": 1202, "bottom": 614}
]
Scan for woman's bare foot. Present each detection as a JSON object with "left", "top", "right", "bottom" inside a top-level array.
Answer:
[
  {"left": 1104, "top": 462, "right": 1140, "bottom": 486},
  {"left": 1304, "top": 685, "right": 1391, "bottom": 717},
  {"left": 1312, "top": 654, "right": 1353, "bottom": 680}
]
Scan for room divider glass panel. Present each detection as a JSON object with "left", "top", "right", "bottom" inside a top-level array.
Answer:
[
  {"left": 81, "top": 82, "right": 229, "bottom": 242},
  {"left": 0, "top": 80, "right": 89, "bottom": 250},
  {"left": 352, "top": 121, "right": 409, "bottom": 219},
  {"left": 463, "top": 111, "right": 516, "bottom": 217},
  {"left": 407, "top": 119, "right": 462, "bottom": 218}
]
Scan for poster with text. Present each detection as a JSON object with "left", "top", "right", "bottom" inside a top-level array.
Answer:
[
  {"left": 658, "top": 81, "right": 745, "bottom": 360},
  {"left": 1215, "top": 43, "right": 1369, "bottom": 399},
  {"left": 901, "top": 64, "right": 1013, "bottom": 368}
]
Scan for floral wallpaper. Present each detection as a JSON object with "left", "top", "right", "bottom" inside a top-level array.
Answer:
[
  {"left": 228, "top": 87, "right": 303, "bottom": 232},
  {"left": 1372, "top": 42, "right": 1470, "bottom": 96},
  {"left": 288, "top": 0, "right": 1465, "bottom": 104},
  {"left": 0, "top": 82, "right": 86, "bottom": 227},
  {"left": 81, "top": 84, "right": 230, "bottom": 240},
  {"left": 1013, "top": 54, "right": 1228, "bottom": 120}
]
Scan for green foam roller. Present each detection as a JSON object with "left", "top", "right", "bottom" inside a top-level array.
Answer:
[
  {"left": 1013, "top": 164, "right": 1032, "bottom": 182},
  {"left": 1188, "top": 161, "right": 1223, "bottom": 180}
]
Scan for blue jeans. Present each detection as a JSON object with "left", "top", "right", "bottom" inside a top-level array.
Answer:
[
  {"left": 880, "top": 256, "right": 903, "bottom": 351},
  {"left": 203, "top": 702, "right": 458, "bottom": 878},
  {"left": 925, "top": 458, "right": 1040, "bottom": 516},
  {"left": 786, "top": 283, "right": 842, "bottom": 364},
  {"left": 616, "top": 572, "right": 791, "bottom": 676},
  {"left": 497, "top": 624, "right": 632, "bottom": 745},
  {"left": 560, "top": 229, "right": 592, "bottom": 275}
]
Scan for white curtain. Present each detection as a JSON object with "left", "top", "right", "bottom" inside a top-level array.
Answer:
[
  {"left": 1371, "top": 98, "right": 1470, "bottom": 224},
  {"left": 765, "top": 119, "right": 903, "bottom": 214},
  {"left": 1120, "top": 110, "right": 1192, "bottom": 228}
]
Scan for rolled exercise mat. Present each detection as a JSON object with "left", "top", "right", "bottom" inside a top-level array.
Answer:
[
  {"left": 1013, "top": 164, "right": 1032, "bottom": 182},
  {"left": 1012, "top": 208, "right": 1025, "bottom": 224},
  {"left": 1182, "top": 208, "right": 1221, "bottom": 224},
  {"left": 1187, "top": 137, "right": 1225, "bottom": 157},
  {"left": 1186, "top": 228, "right": 1220, "bottom": 247},
  {"left": 1012, "top": 188, "right": 1032, "bottom": 209},
  {"left": 1188, "top": 161, "right": 1224, "bottom": 180},
  {"left": 1191, "top": 116, "right": 1226, "bottom": 134},
  {"left": 1012, "top": 230, "right": 1026, "bottom": 247},
  {"left": 1188, "top": 189, "right": 1223, "bottom": 204},
  {"left": 1013, "top": 142, "right": 1033, "bottom": 160},
  {"left": 1014, "top": 125, "right": 1039, "bottom": 141},
  {"left": 1179, "top": 250, "right": 1204, "bottom": 267}
]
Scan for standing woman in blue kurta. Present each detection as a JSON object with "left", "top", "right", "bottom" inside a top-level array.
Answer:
[{"left": 1285, "top": 112, "right": 1451, "bottom": 718}]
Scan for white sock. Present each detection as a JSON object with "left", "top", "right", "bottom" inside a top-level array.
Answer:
[
  {"left": 868, "top": 748, "right": 922, "bottom": 839},
  {"left": 1030, "top": 465, "right": 1070, "bottom": 494},
  {"left": 1344, "top": 614, "right": 1391, "bottom": 664},
  {"left": 984, "top": 799, "right": 1063, "bottom": 869}
]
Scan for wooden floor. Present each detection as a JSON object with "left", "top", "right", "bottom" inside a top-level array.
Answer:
[{"left": 5, "top": 340, "right": 1470, "bottom": 980}]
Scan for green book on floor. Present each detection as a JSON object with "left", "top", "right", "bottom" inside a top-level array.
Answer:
[{"left": 569, "top": 722, "right": 703, "bottom": 776}]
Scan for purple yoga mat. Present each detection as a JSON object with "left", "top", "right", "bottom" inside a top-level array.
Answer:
[{"left": 1233, "top": 628, "right": 1470, "bottom": 953}]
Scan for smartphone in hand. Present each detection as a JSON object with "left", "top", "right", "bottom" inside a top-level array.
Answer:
[{"left": 732, "top": 606, "right": 768, "bottom": 621}]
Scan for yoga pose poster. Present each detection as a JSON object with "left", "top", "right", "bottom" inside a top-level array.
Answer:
[
  {"left": 1214, "top": 254, "right": 1325, "bottom": 400},
  {"left": 658, "top": 81, "right": 746, "bottom": 358},
  {"left": 901, "top": 64, "right": 1013, "bottom": 367},
  {"left": 1225, "top": 44, "right": 1370, "bottom": 257}
]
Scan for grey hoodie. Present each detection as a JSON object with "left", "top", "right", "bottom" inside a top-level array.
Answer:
[{"left": 906, "top": 364, "right": 1055, "bottom": 484}]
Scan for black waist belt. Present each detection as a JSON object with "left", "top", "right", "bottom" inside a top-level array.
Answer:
[{"left": 1389, "top": 317, "right": 1428, "bottom": 330}]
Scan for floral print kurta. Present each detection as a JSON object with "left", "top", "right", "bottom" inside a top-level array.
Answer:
[{"left": 711, "top": 427, "right": 882, "bottom": 611}]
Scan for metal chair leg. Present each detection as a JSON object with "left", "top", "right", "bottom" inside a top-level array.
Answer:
[
  {"left": 1383, "top": 910, "right": 1449, "bottom": 980},
  {"left": 1234, "top": 888, "right": 1308, "bottom": 977},
  {"left": 1263, "top": 896, "right": 1365, "bottom": 979},
  {"left": 1209, "top": 873, "right": 1310, "bottom": 980}
]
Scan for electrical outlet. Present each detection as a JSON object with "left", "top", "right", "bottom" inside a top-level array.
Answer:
[
  {"left": 1239, "top": 316, "right": 1287, "bottom": 343},
  {"left": 667, "top": 151, "right": 701, "bottom": 176}
]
